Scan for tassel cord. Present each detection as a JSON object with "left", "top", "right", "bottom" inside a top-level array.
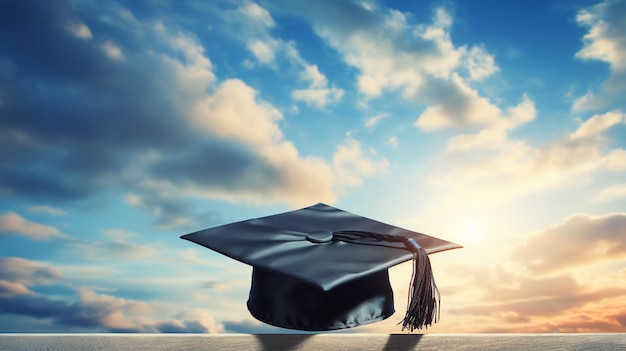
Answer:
[{"left": 332, "top": 230, "right": 440, "bottom": 332}]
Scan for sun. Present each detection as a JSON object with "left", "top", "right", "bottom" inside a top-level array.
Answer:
[{"left": 463, "top": 219, "right": 484, "bottom": 240}]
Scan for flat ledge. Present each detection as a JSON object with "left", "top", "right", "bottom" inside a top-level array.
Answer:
[{"left": 1, "top": 333, "right": 625, "bottom": 351}]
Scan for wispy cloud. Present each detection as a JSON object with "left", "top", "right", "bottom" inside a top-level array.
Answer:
[
  {"left": 0, "top": 288, "right": 222, "bottom": 332},
  {"left": 67, "top": 238, "right": 157, "bottom": 262},
  {"left": 231, "top": 2, "right": 344, "bottom": 108},
  {"left": 464, "top": 45, "right": 499, "bottom": 81},
  {"left": 428, "top": 209, "right": 626, "bottom": 333},
  {"left": 237, "top": 2, "right": 278, "bottom": 66},
  {"left": 27, "top": 205, "right": 66, "bottom": 216},
  {"left": 0, "top": 212, "right": 70, "bottom": 240},
  {"left": 101, "top": 40, "right": 125, "bottom": 61},
  {"left": 573, "top": 0, "right": 626, "bottom": 112},
  {"left": 0, "top": 256, "right": 223, "bottom": 332},
  {"left": 430, "top": 109, "right": 625, "bottom": 207},
  {"left": 272, "top": 1, "right": 518, "bottom": 130},
  {"left": 63, "top": 19, "right": 92, "bottom": 40},
  {"left": 333, "top": 134, "right": 389, "bottom": 191},
  {"left": 0, "top": 0, "right": 387, "bottom": 223},
  {"left": 513, "top": 213, "right": 626, "bottom": 275},
  {"left": 0, "top": 256, "right": 62, "bottom": 287},
  {"left": 594, "top": 183, "right": 626, "bottom": 203},
  {"left": 386, "top": 136, "right": 398, "bottom": 148},
  {"left": 291, "top": 63, "right": 344, "bottom": 108},
  {"left": 365, "top": 113, "right": 389, "bottom": 129}
]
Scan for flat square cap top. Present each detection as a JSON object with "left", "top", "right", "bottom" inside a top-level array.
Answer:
[{"left": 182, "top": 203, "right": 461, "bottom": 291}]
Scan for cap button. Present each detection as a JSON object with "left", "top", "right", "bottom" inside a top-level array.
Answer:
[{"left": 306, "top": 231, "right": 333, "bottom": 243}]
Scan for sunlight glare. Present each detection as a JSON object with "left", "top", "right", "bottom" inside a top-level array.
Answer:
[{"left": 463, "top": 219, "right": 484, "bottom": 241}]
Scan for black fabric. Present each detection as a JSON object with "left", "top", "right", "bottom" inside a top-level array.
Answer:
[
  {"left": 247, "top": 267, "right": 395, "bottom": 331},
  {"left": 182, "top": 203, "right": 461, "bottom": 291}
]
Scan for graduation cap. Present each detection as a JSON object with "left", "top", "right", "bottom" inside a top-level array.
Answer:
[{"left": 181, "top": 203, "right": 461, "bottom": 332}]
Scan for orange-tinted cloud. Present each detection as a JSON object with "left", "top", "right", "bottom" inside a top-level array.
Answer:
[
  {"left": 443, "top": 262, "right": 626, "bottom": 332},
  {"left": 512, "top": 213, "right": 626, "bottom": 275},
  {"left": 0, "top": 212, "right": 70, "bottom": 241},
  {"left": 0, "top": 256, "right": 224, "bottom": 332},
  {"left": 438, "top": 212, "right": 626, "bottom": 333}
]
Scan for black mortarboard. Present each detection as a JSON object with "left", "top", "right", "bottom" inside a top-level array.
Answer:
[{"left": 181, "top": 203, "right": 461, "bottom": 332}]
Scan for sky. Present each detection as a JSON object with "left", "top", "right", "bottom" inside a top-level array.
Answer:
[{"left": 0, "top": 0, "right": 625, "bottom": 334}]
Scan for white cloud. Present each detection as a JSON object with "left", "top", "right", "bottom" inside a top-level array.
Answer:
[
  {"left": 287, "top": 3, "right": 513, "bottom": 130},
  {"left": 415, "top": 73, "right": 505, "bottom": 131},
  {"left": 0, "top": 255, "right": 224, "bottom": 332},
  {"left": 183, "top": 73, "right": 337, "bottom": 203},
  {"left": 605, "top": 149, "right": 626, "bottom": 171},
  {"left": 239, "top": 2, "right": 275, "bottom": 29},
  {"left": 132, "top": 47, "right": 338, "bottom": 207},
  {"left": 163, "top": 309, "right": 222, "bottom": 333},
  {"left": 22, "top": 0, "right": 352, "bottom": 219},
  {"left": 64, "top": 19, "right": 93, "bottom": 39},
  {"left": 247, "top": 39, "right": 279, "bottom": 65},
  {"left": 51, "top": 287, "right": 157, "bottom": 331},
  {"left": 572, "top": 91, "right": 608, "bottom": 113},
  {"left": 465, "top": 45, "right": 499, "bottom": 81},
  {"left": 573, "top": 0, "right": 626, "bottom": 111},
  {"left": 0, "top": 280, "right": 31, "bottom": 297},
  {"left": 160, "top": 30, "right": 216, "bottom": 97},
  {"left": 0, "top": 212, "right": 69, "bottom": 240},
  {"left": 441, "top": 96, "right": 538, "bottom": 153},
  {"left": 593, "top": 183, "right": 626, "bottom": 203},
  {"left": 431, "top": 7, "right": 452, "bottom": 28},
  {"left": 67, "top": 229, "right": 156, "bottom": 261},
  {"left": 68, "top": 241, "right": 155, "bottom": 261},
  {"left": 351, "top": 8, "right": 463, "bottom": 99},
  {"left": 333, "top": 134, "right": 389, "bottom": 190},
  {"left": 152, "top": 27, "right": 340, "bottom": 207},
  {"left": 123, "top": 191, "right": 195, "bottom": 230},
  {"left": 291, "top": 59, "right": 344, "bottom": 108},
  {"left": 575, "top": 1, "right": 626, "bottom": 72},
  {"left": 101, "top": 40, "right": 124, "bottom": 61},
  {"left": 299, "top": 64, "right": 328, "bottom": 88},
  {"left": 291, "top": 86, "right": 344, "bottom": 108},
  {"left": 292, "top": 63, "right": 345, "bottom": 107},
  {"left": 434, "top": 108, "right": 623, "bottom": 206},
  {"left": 27, "top": 205, "right": 65, "bottom": 216},
  {"left": 251, "top": 142, "right": 336, "bottom": 206},
  {"left": 288, "top": 4, "right": 463, "bottom": 101},
  {"left": 179, "top": 248, "right": 220, "bottom": 267},
  {"left": 365, "top": 113, "right": 389, "bottom": 129},
  {"left": 386, "top": 136, "right": 398, "bottom": 148},
  {"left": 570, "top": 110, "right": 624, "bottom": 140},
  {"left": 0, "top": 257, "right": 62, "bottom": 286},
  {"left": 230, "top": 2, "right": 280, "bottom": 67},
  {"left": 124, "top": 194, "right": 142, "bottom": 208},
  {"left": 230, "top": 4, "right": 344, "bottom": 107},
  {"left": 101, "top": 228, "right": 136, "bottom": 241},
  {"left": 190, "top": 79, "right": 284, "bottom": 146},
  {"left": 358, "top": 0, "right": 377, "bottom": 12},
  {"left": 513, "top": 213, "right": 626, "bottom": 274}
]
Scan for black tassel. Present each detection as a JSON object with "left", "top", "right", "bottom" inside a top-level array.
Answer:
[
  {"left": 400, "top": 241, "right": 440, "bottom": 332},
  {"left": 332, "top": 231, "right": 440, "bottom": 332}
]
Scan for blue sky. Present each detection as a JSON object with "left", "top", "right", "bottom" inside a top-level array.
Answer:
[{"left": 1, "top": 0, "right": 625, "bottom": 333}]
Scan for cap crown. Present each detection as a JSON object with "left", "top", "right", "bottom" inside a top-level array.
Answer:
[{"left": 182, "top": 203, "right": 461, "bottom": 291}]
